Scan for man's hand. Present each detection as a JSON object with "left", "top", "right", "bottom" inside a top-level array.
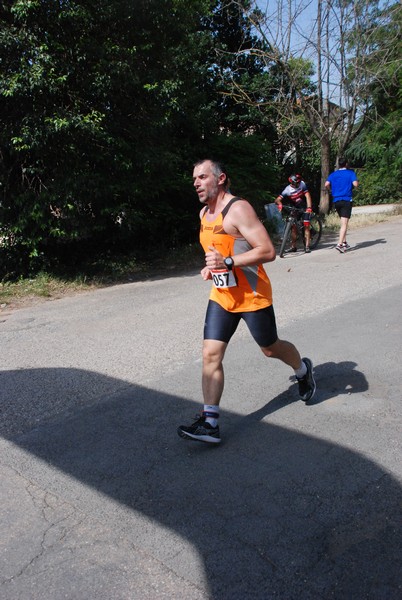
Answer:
[
  {"left": 205, "top": 246, "right": 224, "bottom": 270},
  {"left": 200, "top": 266, "right": 212, "bottom": 281}
]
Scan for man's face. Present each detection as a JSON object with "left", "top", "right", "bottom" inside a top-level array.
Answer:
[{"left": 193, "top": 161, "right": 220, "bottom": 204}]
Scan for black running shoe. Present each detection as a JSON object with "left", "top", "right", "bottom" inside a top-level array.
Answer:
[
  {"left": 177, "top": 414, "right": 221, "bottom": 444},
  {"left": 297, "top": 358, "right": 316, "bottom": 402}
]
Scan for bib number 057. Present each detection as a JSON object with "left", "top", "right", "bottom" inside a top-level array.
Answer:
[{"left": 211, "top": 269, "right": 237, "bottom": 288}]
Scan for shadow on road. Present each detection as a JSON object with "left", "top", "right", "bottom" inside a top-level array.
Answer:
[
  {"left": 306, "top": 232, "right": 387, "bottom": 254},
  {"left": 347, "top": 238, "right": 387, "bottom": 251},
  {"left": 307, "top": 360, "right": 369, "bottom": 405},
  {"left": 1, "top": 366, "right": 401, "bottom": 599}
]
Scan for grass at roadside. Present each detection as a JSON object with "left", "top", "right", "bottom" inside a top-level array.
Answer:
[
  {"left": 324, "top": 208, "right": 402, "bottom": 231},
  {"left": 1, "top": 208, "right": 401, "bottom": 312},
  {"left": 0, "top": 243, "right": 204, "bottom": 311}
]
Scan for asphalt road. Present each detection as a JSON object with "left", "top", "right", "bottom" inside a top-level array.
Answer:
[{"left": 1, "top": 217, "right": 402, "bottom": 599}]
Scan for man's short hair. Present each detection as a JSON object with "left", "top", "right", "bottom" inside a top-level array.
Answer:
[
  {"left": 338, "top": 157, "right": 348, "bottom": 168},
  {"left": 193, "top": 159, "right": 231, "bottom": 190}
]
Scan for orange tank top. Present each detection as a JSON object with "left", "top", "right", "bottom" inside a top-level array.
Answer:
[{"left": 200, "top": 197, "right": 273, "bottom": 312}]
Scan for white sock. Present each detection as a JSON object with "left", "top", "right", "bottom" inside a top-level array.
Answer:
[
  {"left": 203, "top": 404, "right": 220, "bottom": 427},
  {"left": 295, "top": 361, "right": 307, "bottom": 379}
]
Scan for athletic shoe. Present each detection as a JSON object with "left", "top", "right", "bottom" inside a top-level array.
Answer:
[
  {"left": 177, "top": 414, "right": 221, "bottom": 444},
  {"left": 305, "top": 246, "right": 311, "bottom": 253},
  {"left": 342, "top": 242, "right": 350, "bottom": 250},
  {"left": 335, "top": 244, "right": 345, "bottom": 253},
  {"left": 297, "top": 358, "right": 316, "bottom": 402},
  {"left": 287, "top": 247, "right": 297, "bottom": 253}
]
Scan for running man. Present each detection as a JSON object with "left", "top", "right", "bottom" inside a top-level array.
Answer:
[
  {"left": 325, "top": 158, "right": 358, "bottom": 253},
  {"left": 177, "top": 159, "right": 316, "bottom": 444}
]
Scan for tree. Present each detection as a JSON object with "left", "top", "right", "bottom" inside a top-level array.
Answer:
[
  {"left": 0, "top": 0, "right": 212, "bottom": 275},
  {"left": 193, "top": 0, "right": 280, "bottom": 206},
  {"left": 346, "top": 1, "right": 402, "bottom": 203},
  {"left": 0, "top": 0, "right": 278, "bottom": 278},
  {"left": 218, "top": 0, "right": 400, "bottom": 212}
]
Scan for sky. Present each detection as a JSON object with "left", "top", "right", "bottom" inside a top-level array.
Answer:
[{"left": 255, "top": 0, "right": 320, "bottom": 58}]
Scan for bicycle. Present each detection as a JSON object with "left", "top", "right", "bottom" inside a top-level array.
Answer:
[{"left": 278, "top": 205, "right": 323, "bottom": 258}]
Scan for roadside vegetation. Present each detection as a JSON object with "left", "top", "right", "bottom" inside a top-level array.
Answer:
[
  {"left": 324, "top": 205, "right": 402, "bottom": 231},
  {"left": 0, "top": 243, "right": 204, "bottom": 311},
  {"left": 1, "top": 1, "right": 400, "bottom": 290},
  {"left": 1, "top": 208, "right": 401, "bottom": 312}
]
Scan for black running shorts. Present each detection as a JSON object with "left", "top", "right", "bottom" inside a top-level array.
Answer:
[
  {"left": 334, "top": 200, "right": 353, "bottom": 218},
  {"left": 204, "top": 300, "right": 278, "bottom": 347}
]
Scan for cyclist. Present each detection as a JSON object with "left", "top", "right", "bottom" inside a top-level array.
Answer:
[{"left": 275, "top": 174, "right": 313, "bottom": 253}]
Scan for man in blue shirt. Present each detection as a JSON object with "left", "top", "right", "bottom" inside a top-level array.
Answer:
[{"left": 325, "top": 158, "right": 358, "bottom": 253}]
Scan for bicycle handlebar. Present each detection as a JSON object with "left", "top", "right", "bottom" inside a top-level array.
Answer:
[
  {"left": 265, "top": 202, "right": 315, "bottom": 223},
  {"left": 281, "top": 204, "right": 306, "bottom": 216}
]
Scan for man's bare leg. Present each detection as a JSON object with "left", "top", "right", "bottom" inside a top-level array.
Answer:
[
  {"left": 202, "top": 339, "right": 227, "bottom": 406},
  {"left": 304, "top": 226, "right": 311, "bottom": 248},
  {"left": 261, "top": 338, "right": 316, "bottom": 402},
  {"left": 261, "top": 338, "right": 302, "bottom": 369},
  {"left": 291, "top": 225, "right": 298, "bottom": 249},
  {"left": 177, "top": 338, "right": 225, "bottom": 443},
  {"left": 338, "top": 216, "right": 349, "bottom": 245}
]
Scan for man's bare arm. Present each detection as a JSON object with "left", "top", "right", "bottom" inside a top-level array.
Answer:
[{"left": 205, "top": 200, "right": 276, "bottom": 270}]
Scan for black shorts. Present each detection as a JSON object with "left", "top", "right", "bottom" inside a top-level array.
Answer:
[
  {"left": 334, "top": 200, "right": 353, "bottom": 218},
  {"left": 204, "top": 300, "right": 278, "bottom": 347}
]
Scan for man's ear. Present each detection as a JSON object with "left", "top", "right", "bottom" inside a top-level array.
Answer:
[{"left": 218, "top": 172, "right": 227, "bottom": 186}]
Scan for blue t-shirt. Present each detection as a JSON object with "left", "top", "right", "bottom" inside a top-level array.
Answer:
[{"left": 327, "top": 169, "right": 358, "bottom": 202}]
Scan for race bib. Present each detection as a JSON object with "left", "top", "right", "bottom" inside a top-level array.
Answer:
[{"left": 211, "top": 269, "right": 237, "bottom": 288}]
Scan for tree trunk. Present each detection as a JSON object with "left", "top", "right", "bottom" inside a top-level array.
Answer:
[{"left": 319, "top": 135, "right": 331, "bottom": 215}]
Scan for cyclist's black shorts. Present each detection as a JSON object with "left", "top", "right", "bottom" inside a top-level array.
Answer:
[
  {"left": 204, "top": 300, "right": 278, "bottom": 347},
  {"left": 334, "top": 200, "right": 353, "bottom": 218}
]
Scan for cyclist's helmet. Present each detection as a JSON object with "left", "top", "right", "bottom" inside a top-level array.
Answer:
[{"left": 288, "top": 173, "right": 302, "bottom": 186}]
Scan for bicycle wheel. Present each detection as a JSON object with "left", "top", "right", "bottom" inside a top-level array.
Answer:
[
  {"left": 305, "top": 214, "right": 322, "bottom": 250},
  {"left": 279, "top": 220, "right": 293, "bottom": 257}
]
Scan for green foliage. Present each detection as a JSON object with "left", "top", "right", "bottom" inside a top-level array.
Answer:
[
  {"left": 0, "top": 0, "right": 284, "bottom": 280},
  {"left": 0, "top": 0, "right": 211, "bottom": 277},
  {"left": 348, "top": 109, "right": 402, "bottom": 204},
  {"left": 195, "top": 132, "right": 279, "bottom": 211},
  {"left": 346, "top": 3, "right": 401, "bottom": 204},
  {"left": 285, "top": 57, "right": 316, "bottom": 98},
  {"left": 1, "top": 1, "right": 399, "bottom": 279}
]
